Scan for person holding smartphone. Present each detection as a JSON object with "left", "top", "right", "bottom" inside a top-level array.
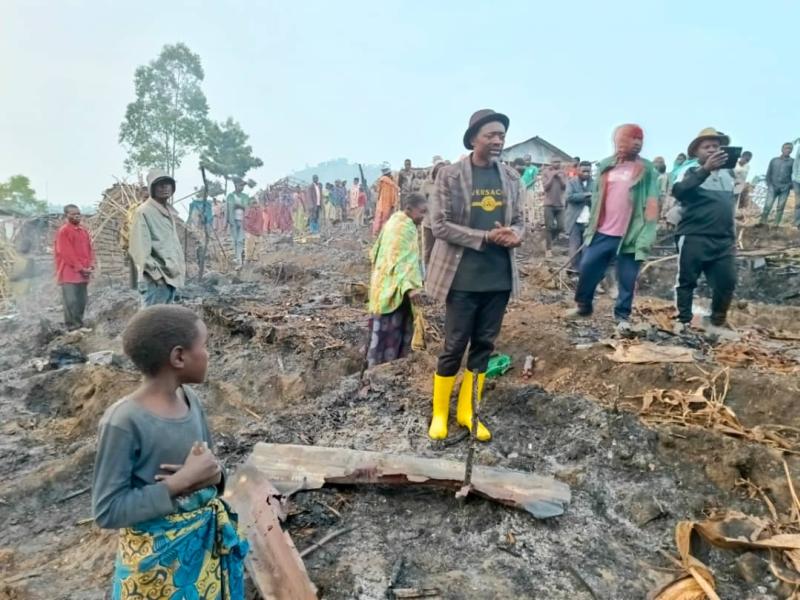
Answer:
[{"left": 671, "top": 128, "right": 737, "bottom": 333}]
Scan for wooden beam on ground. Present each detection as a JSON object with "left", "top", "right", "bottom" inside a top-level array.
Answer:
[
  {"left": 223, "top": 463, "right": 318, "bottom": 600},
  {"left": 245, "top": 443, "right": 570, "bottom": 519}
]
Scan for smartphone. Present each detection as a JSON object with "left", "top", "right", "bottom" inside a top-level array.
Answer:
[{"left": 720, "top": 146, "right": 742, "bottom": 170}]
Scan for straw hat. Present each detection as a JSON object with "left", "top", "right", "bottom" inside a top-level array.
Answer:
[{"left": 688, "top": 128, "right": 730, "bottom": 158}]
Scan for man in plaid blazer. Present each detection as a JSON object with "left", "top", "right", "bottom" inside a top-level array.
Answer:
[{"left": 425, "top": 109, "right": 525, "bottom": 442}]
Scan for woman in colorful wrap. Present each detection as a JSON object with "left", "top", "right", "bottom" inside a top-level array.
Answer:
[
  {"left": 367, "top": 192, "right": 428, "bottom": 367},
  {"left": 92, "top": 305, "right": 248, "bottom": 600}
]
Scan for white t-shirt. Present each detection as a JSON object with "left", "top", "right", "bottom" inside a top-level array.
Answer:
[{"left": 733, "top": 163, "right": 750, "bottom": 194}]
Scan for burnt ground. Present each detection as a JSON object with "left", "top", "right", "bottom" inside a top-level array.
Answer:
[{"left": 0, "top": 223, "right": 799, "bottom": 599}]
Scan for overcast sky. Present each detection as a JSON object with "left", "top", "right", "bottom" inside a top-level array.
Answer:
[{"left": 2, "top": 0, "right": 798, "bottom": 208}]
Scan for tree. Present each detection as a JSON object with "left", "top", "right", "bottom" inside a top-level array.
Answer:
[
  {"left": 200, "top": 117, "right": 263, "bottom": 195},
  {"left": 0, "top": 175, "right": 46, "bottom": 215},
  {"left": 119, "top": 43, "right": 210, "bottom": 176},
  {"left": 206, "top": 180, "right": 225, "bottom": 198}
]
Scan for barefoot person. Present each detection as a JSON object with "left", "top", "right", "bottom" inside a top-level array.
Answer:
[
  {"left": 426, "top": 109, "right": 524, "bottom": 442},
  {"left": 566, "top": 124, "right": 659, "bottom": 333},
  {"left": 92, "top": 305, "right": 248, "bottom": 598}
]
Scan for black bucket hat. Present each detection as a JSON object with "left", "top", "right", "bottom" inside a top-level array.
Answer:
[{"left": 463, "top": 109, "right": 510, "bottom": 150}]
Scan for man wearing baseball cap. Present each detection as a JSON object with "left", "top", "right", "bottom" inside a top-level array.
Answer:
[
  {"left": 425, "top": 109, "right": 524, "bottom": 442},
  {"left": 129, "top": 169, "right": 185, "bottom": 306},
  {"left": 671, "top": 128, "right": 737, "bottom": 332}
]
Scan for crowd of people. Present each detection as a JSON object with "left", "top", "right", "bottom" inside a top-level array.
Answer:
[
  {"left": 187, "top": 175, "right": 370, "bottom": 266},
  {"left": 363, "top": 109, "right": 799, "bottom": 449},
  {"left": 40, "top": 108, "right": 798, "bottom": 597}
]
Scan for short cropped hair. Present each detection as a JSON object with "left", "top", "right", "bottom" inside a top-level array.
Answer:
[
  {"left": 122, "top": 305, "right": 202, "bottom": 376},
  {"left": 63, "top": 204, "right": 79, "bottom": 214},
  {"left": 403, "top": 192, "right": 427, "bottom": 210},
  {"left": 742, "top": 151, "right": 753, "bottom": 159},
  {"left": 579, "top": 161, "right": 592, "bottom": 167}
]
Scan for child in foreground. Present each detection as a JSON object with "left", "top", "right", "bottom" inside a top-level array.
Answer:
[{"left": 92, "top": 305, "right": 248, "bottom": 599}]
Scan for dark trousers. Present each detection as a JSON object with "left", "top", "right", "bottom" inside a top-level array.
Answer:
[
  {"left": 568, "top": 224, "right": 585, "bottom": 269},
  {"left": 422, "top": 225, "right": 435, "bottom": 271},
  {"left": 61, "top": 282, "right": 88, "bottom": 329},
  {"left": 543, "top": 206, "right": 564, "bottom": 250},
  {"left": 761, "top": 186, "right": 791, "bottom": 225},
  {"left": 675, "top": 235, "right": 736, "bottom": 325},
  {"left": 574, "top": 233, "right": 640, "bottom": 321},
  {"left": 795, "top": 182, "right": 800, "bottom": 226},
  {"left": 437, "top": 290, "right": 510, "bottom": 377}
]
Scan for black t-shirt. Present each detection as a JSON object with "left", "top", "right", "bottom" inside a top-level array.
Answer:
[{"left": 450, "top": 164, "right": 512, "bottom": 292}]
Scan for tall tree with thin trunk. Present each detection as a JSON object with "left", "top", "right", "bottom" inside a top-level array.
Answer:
[
  {"left": 119, "top": 43, "right": 209, "bottom": 176},
  {"left": 200, "top": 117, "right": 263, "bottom": 195}
]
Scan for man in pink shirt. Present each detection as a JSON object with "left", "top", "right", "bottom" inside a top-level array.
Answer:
[
  {"left": 567, "top": 124, "right": 660, "bottom": 332},
  {"left": 54, "top": 204, "right": 95, "bottom": 330}
]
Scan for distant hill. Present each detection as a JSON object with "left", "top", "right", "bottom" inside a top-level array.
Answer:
[{"left": 289, "top": 158, "right": 382, "bottom": 185}]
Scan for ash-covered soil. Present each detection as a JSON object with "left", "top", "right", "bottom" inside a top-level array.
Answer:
[{"left": 1, "top": 224, "right": 799, "bottom": 599}]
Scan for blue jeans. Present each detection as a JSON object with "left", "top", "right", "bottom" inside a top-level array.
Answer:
[
  {"left": 142, "top": 276, "right": 176, "bottom": 306},
  {"left": 568, "top": 223, "right": 585, "bottom": 270},
  {"left": 232, "top": 221, "right": 245, "bottom": 263},
  {"left": 574, "top": 233, "right": 641, "bottom": 321},
  {"left": 308, "top": 205, "right": 320, "bottom": 234}
]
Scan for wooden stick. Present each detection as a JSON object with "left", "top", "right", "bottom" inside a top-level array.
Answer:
[
  {"left": 392, "top": 589, "right": 440, "bottom": 599},
  {"left": 782, "top": 458, "right": 800, "bottom": 523},
  {"left": 641, "top": 245, "right": 799, "bottom": 274},
  {"left": 461, "top": 372, "right": 481, "bottom": 493},
  {"left": 313, "top": 499, "right": 341, "bottom": 518},
  {"left": 299, "top": 526, "right": 354, "bottom": 558},
  {"left": 58, "top": 486, "right": 91, "bottom": 503},
  {"left": 3, "top": 571, "right": 42, "bottom": 584},
  {"left": 542, "top": 243, "right": 584, "bottom": 285},
  {"left": 640, "top": 253, "right": 679, "bottom": 274}
]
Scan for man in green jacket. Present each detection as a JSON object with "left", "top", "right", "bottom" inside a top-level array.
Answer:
[{"left": 567, "top": 124, "right": 659, "bottom": 332}]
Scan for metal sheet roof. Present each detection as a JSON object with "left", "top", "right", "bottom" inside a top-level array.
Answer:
[{"left": 501, "top": 136, "right": 573, "bottom": 165}]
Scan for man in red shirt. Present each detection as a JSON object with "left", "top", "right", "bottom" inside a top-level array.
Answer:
[{"left": 54, "top": 204, "right": 94, "bottom": 330}]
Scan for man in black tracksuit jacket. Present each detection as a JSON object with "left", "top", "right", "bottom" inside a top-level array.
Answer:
[{"left": 672, "top": 128, "right": 737, "bottom": 329}]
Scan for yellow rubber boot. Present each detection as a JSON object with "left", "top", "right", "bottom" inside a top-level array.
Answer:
[
  {"left": 457, "top": 370, "right": 491, "bottom": 441},
  {"left": 428, "top": 374, "right": 455, "bottom": 440}
]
